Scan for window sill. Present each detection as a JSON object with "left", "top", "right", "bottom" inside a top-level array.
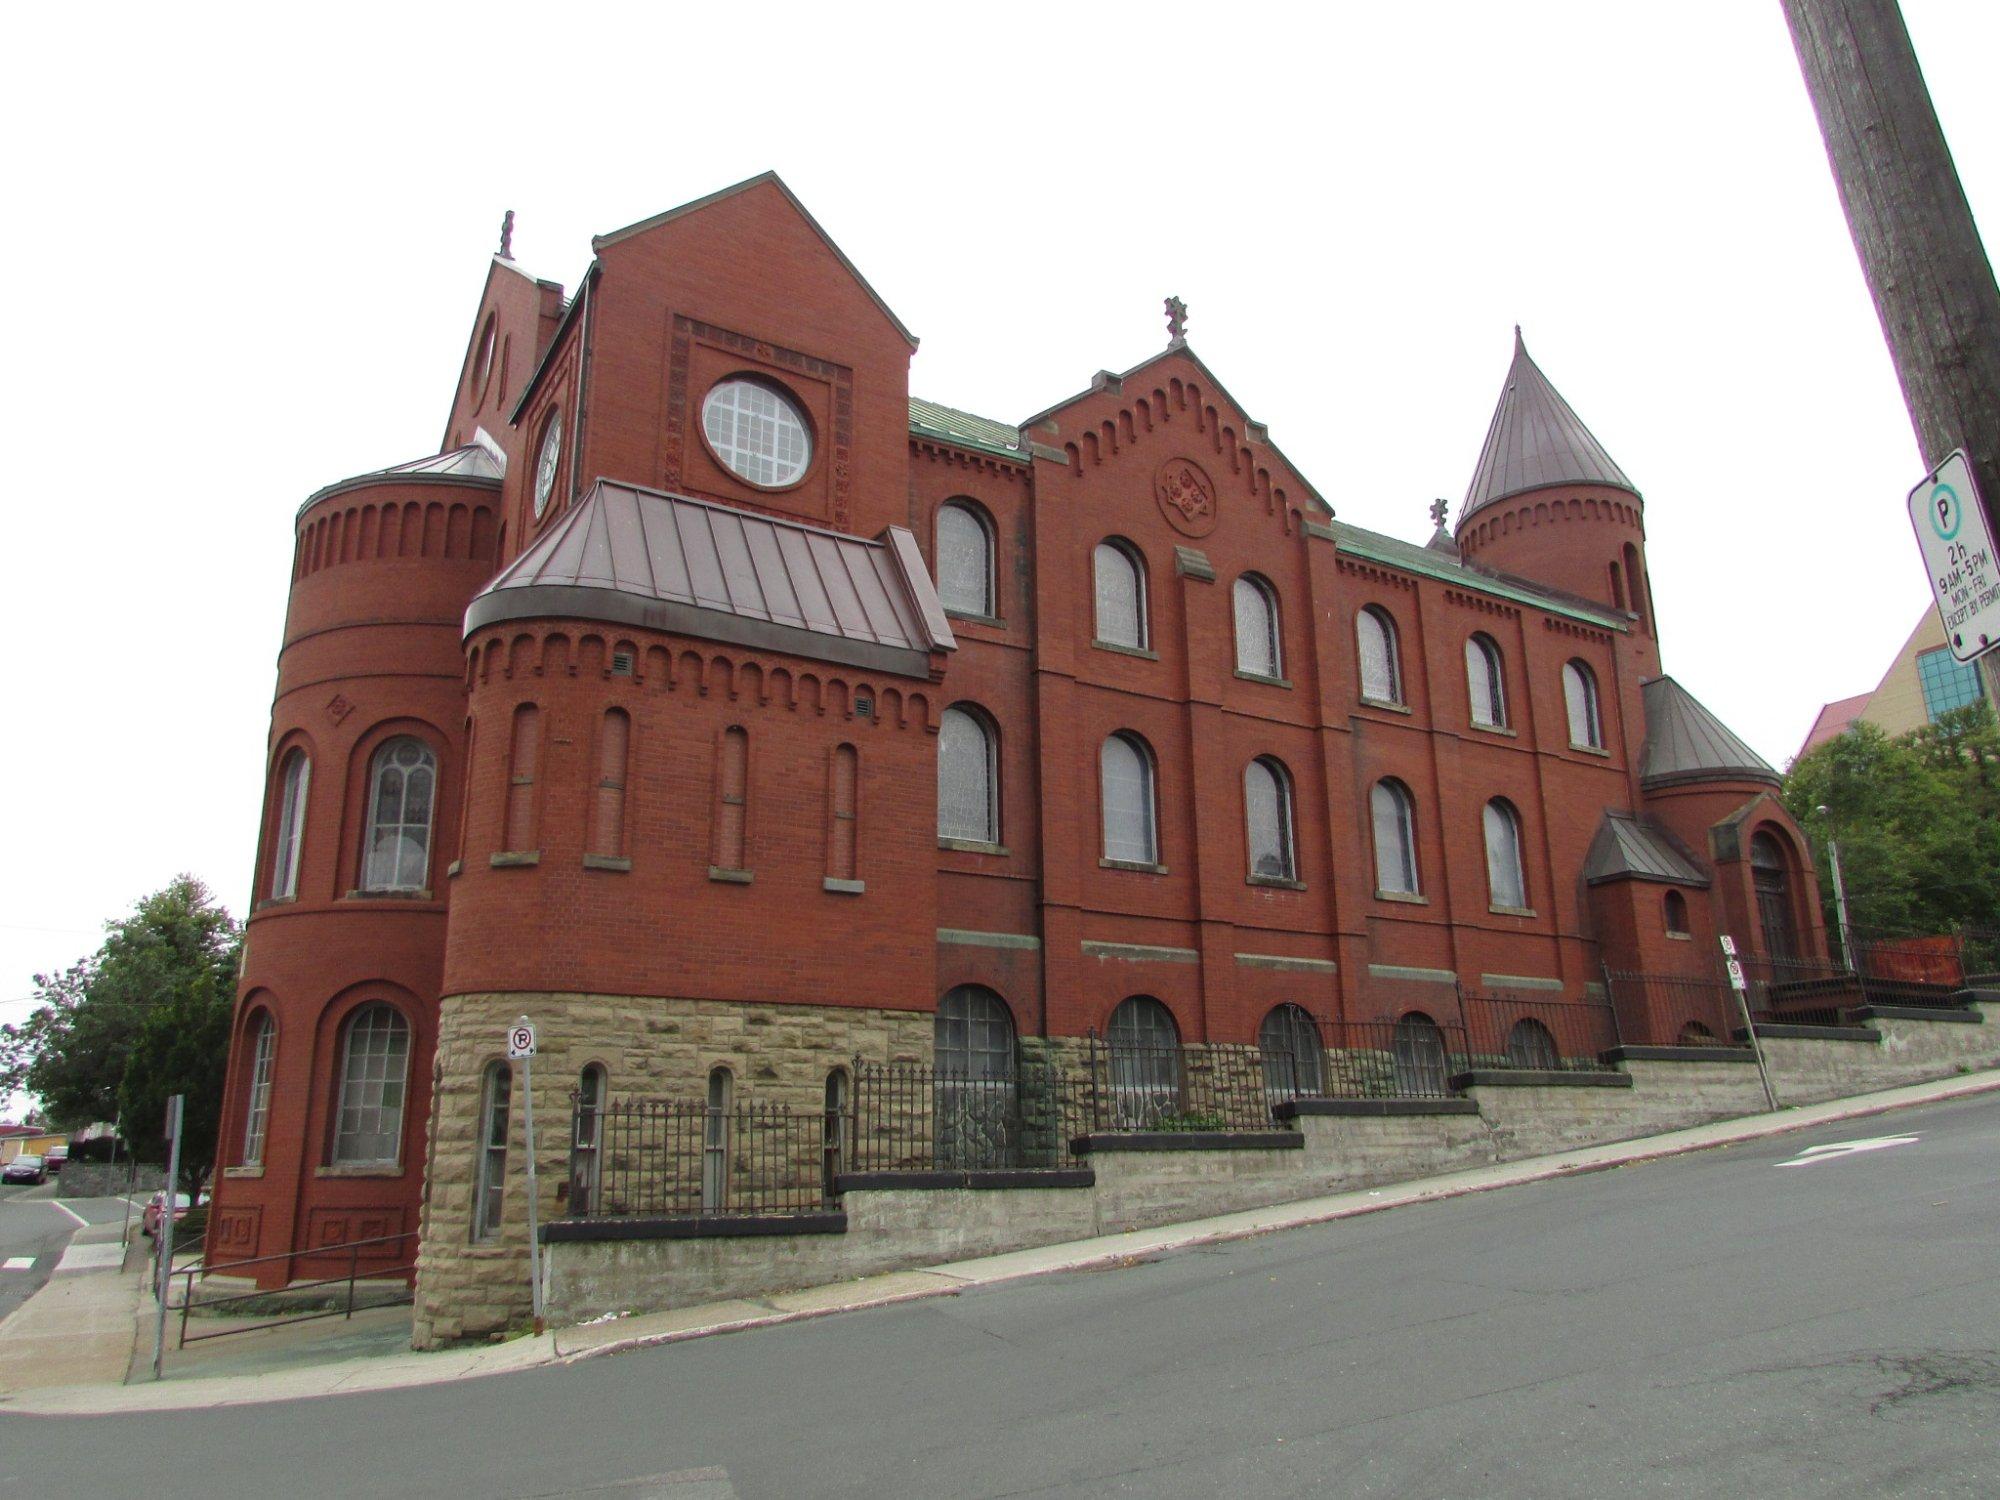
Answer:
[
  {"left": 1092, "top": 640, "right": 1158, "bottom": 661},
  {"left": 945, "top": 608, "right": 1005, "bottom": 629},
  {"left": 461, "top": 1244, "right": 515, "bottom": 1259},
  {"left": 1489, "top": 904, "right": 1537, "bottom": 918},
  {"left": 1247, "top": 874, "right": 1306, "bottom": 890},
  {"left": 446, "top": 860, "right": 462, "bottom": 878},
  {"left": 1100, "top": 858, "right": 1169, "bottom": 874},
  {"left": 1374, "top": 889, "right": 1428, "bottom": 905},
  {"left": 489, "top": 850, "right": 541, "bottom": 868},
  {"left": 315, "top": 1164, "right": 403, "bottom": 1179},
  {"left": 1666, "top": 930, "right": 1693, "bottom": 942},
  {"left": 345, "top": 888, "right": 434, "bottom": 902},
  {"left": 1470, "top": 722, "right": 1517, "bottom": 738},
  {"left": 709, "top": 866, "right": 754, "bottom": 885},
  {"left": 583, "top": 855, "right": 632, "bottom": 872},
  {"left": 937, "top": 837, "right": 1009, "bottom": 856},
  {"left": 1234, "top": 670, "right": 1292, "bottom": 689},
  {"left": 252, "top": 895, "right": 296, "bottom": 913},
  {"left": 1569, "top": 742, "right": 1612, "bottom": 758},
  {"left": 823, "top": 877, "right": 866, "bottom": 895},
  {"left": 1359, "top": 696, "right": 1412, "bottom": 715},
  {"left": 223, "top": 1165, "right": 265, "bottom": 1180}
]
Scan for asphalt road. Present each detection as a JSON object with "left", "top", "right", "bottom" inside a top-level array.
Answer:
[
  {"left": 0, "top": 1184, "right": 133, "bottom": 1323},
  {"left": 5, "top": 1093, "right": 2000, "bottom": 1498}
]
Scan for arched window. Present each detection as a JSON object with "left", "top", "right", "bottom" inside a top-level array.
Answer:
[
  {"left": 241, "top": 1012, "right": 276, "bottom": 1167},
  {"left": 1357, "top": 606, "right": 1403, "bottom": 704},
  {"left": 1100, "top": 733, "right": 1158, "bottom": 865},
  {"left": 822, "top": 1068, "right": 850, "bottom": 1199},
  {"left": 1505, "top": 1018, "right": 1560, "bottom": 1071},
  {"left": 935, "top": 986, "right": 1018, "bottom": 1169},
  {"left": 362, "top": 738, "right": 436, "bottom": 892},
  {"left": 1678, "top": 1021, "right": 1717, "bottom": 1046},
  {"left": 938, "top": 706, "right": 998, "bottom": 844},
  {"left": 702, "top": 1067, "right": 733, "bottom": 1212},
  {"left": 1107, "top": 997, "right": 1181, "bottom": 1126},
  {"left": 1484, "top": 798, "right": 1527, "bottom": 910},
  {"left": 1371, "top": 779, "right": 1419, "bottom": 895},
  {"left": 937, "top": 501, "right": 996, "bottom": 617},
  {"left": 1623, "top": 543, "right": 1648, "bottom": 630},
  {"left": 827, "top": 744, "right": 859, "bottom": 882},
  {"left": 1259, "top": 1003, "right": 1323, "bottom": 1099},
  {"left": 1664, "top": 889, "right": 1690, "bottom": 936},
  {"left": 570, "top": 1064, "right": 607, "bottom": 1215},
  {"left": 270, "top": 751, "right": 310, "bottom": 900},
  {"left": 1466, "top": 634, "right": 1507, "bottom": 728},
  {"left": 588, "top": 710, "right": 630, "bottom": 859},
  {"left": 503, "top": 704, "right": 542, "bottom": 852},
  {"left": 1233, "top": 575, "right": 1281, "bottom": 678},
  {"left": 1750, "top": 831, "right": 1796, "bottom": 960},
  {"left": 1244, "top": 757, "right": 1296, "bottom": 882},
  {"left": 331, "top": 1003, "right": 410, "bottom": 1165},
  {"left": 1093, "top": 540, "right": 1147, "bottom": 650},
  {"left": 1563, "top": 660, "right": 1604, "bottom": 749},
  {"left": 1392, "top": 1013, "right": 1450, "bottom": 1097},
  {"left": 715, "top": 727, "right": 749, "bottom": 872},
  {"left": 472, "top": 1061, "right": 511, "bottom": 1242}
]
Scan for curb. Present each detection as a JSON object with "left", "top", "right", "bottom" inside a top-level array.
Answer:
[{"left": 6, "top": 1067, "right": 2000, "bottom": 1414}]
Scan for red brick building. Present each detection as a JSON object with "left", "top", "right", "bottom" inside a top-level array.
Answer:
[{"left": 207, "top": 174, "right": 1824, "bottom": 1339}]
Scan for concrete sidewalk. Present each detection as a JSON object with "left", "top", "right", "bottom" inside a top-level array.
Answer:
[{"left": 5, "top": 1066, "right": 1999, "bottom": 1416}]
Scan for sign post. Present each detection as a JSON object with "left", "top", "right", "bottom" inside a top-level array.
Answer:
[
  {"left": 508, "top": 1017, "right": 543, "bottom": 1331},
  {"left": 1907, "top": 450, "right": 2000, "bottom": 664},
  {"left": 1720, "top": 936, "right": 1778, "bottom": 1112},
  {"left": 152, "top": 1094, "right": 184, "bottom": 1380}
]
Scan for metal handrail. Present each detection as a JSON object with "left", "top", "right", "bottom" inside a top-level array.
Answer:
[{"left": 167, "top": 1231, "right": 418, "bottom": 1349}]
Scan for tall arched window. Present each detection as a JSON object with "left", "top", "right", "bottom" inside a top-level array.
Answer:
[
  {"left": 1466, "top": 634, "right": 1507, "bottom": 728},
  {"left": 1664, "top": 889, "right": 1690, "bottom": 937},
  {"left": 1623, "top": 543, "right": 1648, "bottom": 630},
  {"left": 1371, "top": 779, "right": 1419, "bottom": 895},
  {"left": 1100, "top": 733, "right": 1158, "bottom": 865},
  {"left": 702, "top": 1066, "right": 733, "bottom": 1212},
  {"left": 1357, "top": 606, "right": 1403, "bottom": 704},
  {"left": 822, "top": 1068, "right": 850, "bottom": 1199},
  {"left": 1751, "top": 831, "right": 1796, "bottom": 959},
  {"left": 1093, "top": 540, "right": 1147, "bottom": 650},
  {"left": 570, "top": 1063, "right": 607, "bottom": 1215},
  {"left": 935, "top": 985, "right": 1017, "bottom": 1079},
  {"left": 1563, "top": 660, "right": 1603, "bottom": 749},
  {"left": 1392, "top": 1012, "right": 1450, "bottom": 1097},
  {"left": 1233, "top": 575, "right": 1281, "bottom": 678},
  {"left": 588, "top": 710, "right": 630, "bottom": 859},
  {"left": 937, "top": 501, "right": 996, "bottom": 617},
  {"left": 934, "top": 986, "right": 1017, "bottom": 1170},
  {"left": 1484, "top": 798, "right": 1527, "bottom": 909},
  {"left": 241, "top": 1012, "right": 276, "bottom": 1167},
  {"left": 938, "top": 706, "right": 998, "bottom": 844},
  {"left": 1505, "top": 1018, "right": 1560, "bottom": 1071},
  {"left": 331, "top": 1003, "right": 410, "bottom": 1165},
  {"left": 503, "top": 704, "right": 542, "bottom": 852},
  {"left": 362, "top": 738, "right": 436, "bottom": 892},
  {"left": 472, "top": 1061, "right": 511, "bottom": 1242},
  {"left": 270, "top": 751, "right": 310, "bottom": 900},
  {"left": 714, "top": 727, "right": 749, "bottom": 872},
  {"left": 1107, "top": 996, "right": 1181, "bottom": 1126},
  {"left": 1244, "top": 757, "right": 1296, "bottom": 881},
  {"left": 1259, "top": 1003, "right": 1323, "bottom": 1099},
  {"left": 828, "top": 744, "right": 860, "bottom": 881}
]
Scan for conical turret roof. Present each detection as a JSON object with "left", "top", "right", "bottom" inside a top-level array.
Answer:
[
  {"left": 1461, "top": 330, "right": 1637, "bottom": 522},
  {"left": 1639, "top": 676, "right": 1780, "bottom": 791}
]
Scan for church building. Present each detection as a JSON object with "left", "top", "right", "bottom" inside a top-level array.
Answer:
[{"left": 206, "top": 174, "right": 1825, "bottom": 1341}]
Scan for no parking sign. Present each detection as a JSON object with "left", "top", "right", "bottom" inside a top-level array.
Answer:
[{"left": 507, "top": 1022, "right": 537, "bottom": 1059}]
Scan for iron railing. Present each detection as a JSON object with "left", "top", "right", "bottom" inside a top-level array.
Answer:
[
  {"left": 165, "top": 1231, "right": 418, "bottom": 1351},
  {"left": 1603, "top": 969, "right": 1744, "bottom": 1045},
  {"left": 1962, "top": 926, "right": 2000, "bottom": 988},
  {"left": 1281, "top": 1017, "right": 1471, "bottom": 1101},
  {"left": 1456, "top": 992, "right": 1621, "bottom": 1071},
  {"left": 575, "top": 1098, "right": 830, "bottom": 1220},
  {"left": 848, "top": 1058, "right": 1083, "bottom": 1172},
  {"left": 1079, "top": 1035, "right": 1287, "bottom": 1133},
  {"left": 1738, "top": 952, "right": 1864, "bottom": 1028}
]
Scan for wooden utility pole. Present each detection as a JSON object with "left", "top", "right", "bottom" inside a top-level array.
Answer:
[{"left": 1782, "top": 0, "right": 2000, "bottom": 535}]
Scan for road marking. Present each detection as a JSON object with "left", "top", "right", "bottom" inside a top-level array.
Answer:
[
  {"left": 2, "top": 1257, "right": 32, "bottom": 1271},
  {"left": 1776, "top": 1134, "right": 1920, "bottom": 1167},
  {"left": 46, "top": 1199, "right": 88, "bottom": 1226}
]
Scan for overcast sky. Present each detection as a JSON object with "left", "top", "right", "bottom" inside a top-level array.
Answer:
[{"left": 3, "top": 3, "right": 1995, "bottom": 1078}]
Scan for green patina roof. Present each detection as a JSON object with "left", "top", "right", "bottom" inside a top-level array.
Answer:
[
  {"left": 1320, "top": 520, "right": 1628, "bottom": 631},
  {"left": 909, "top": 397, "right": 1024, "bottom": 462}
]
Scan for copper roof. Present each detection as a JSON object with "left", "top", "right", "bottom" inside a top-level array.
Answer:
[
  {"left": 1461, "top": 329, "right": 1637, "bottom": 523},
  {"left": 1583, "top": 811, "right": 1710, "bottom": 887},
  {"left": 467, "top": 481, "right": 955, "bottom": 678},
  {"left": 1639, "top": 676, "right": 1780, "bottom": 790}
]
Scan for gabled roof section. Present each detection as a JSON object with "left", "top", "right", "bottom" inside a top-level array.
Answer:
[
  {"left": 1320, "top": 519, "right": 1627, "bottom": 631},
  {"left": 1640, "top": 676, "right": 1781, "bottom": 791},
  {"left": 1583, "top": 811, "right": 1710, "bottom": 887},
  {"left": 909, "top": 398, "right": 1025, "bottom": 462},
  {"left": 1795, "top": 691, "right": 1872, "bottom": 762},
  {"left": 1462, "top": 329, "right": 1637, "bottom": 523},
  {"left": 467, "top": 480, "right": 954, "bottom": 679},
  {"left": 593, "top": 172, "right": 917, "bottom": 349}
]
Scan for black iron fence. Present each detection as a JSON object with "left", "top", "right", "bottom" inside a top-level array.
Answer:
[
  {"left": 849, "top": 1058, "right": 1082, "bottom": 1172},
  {"left": 1289, "top": 1017, "right": 1471, "bottom": 1101},
  {"left": 574, "top": 1098, "right": 830, "bottom": 1220},
  {"left": 1963, "top": 927, "right": 2000, "bottom": 988},
  {"left": 1603, "top": 969, "right": 1744, "bottom": 1044},
  {"left": 1738, "top": 952, "right": 1864, "bottom": 1028},
  {"left": 1079, "top": 1034, "right": 1284, "bottom": 1133},
  {"left": 1456, "top": 992, "right": 1621, "bottom": 1072}
]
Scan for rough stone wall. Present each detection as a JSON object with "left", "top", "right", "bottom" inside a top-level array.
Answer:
[
  {"left": 412, "top": 991, "right": 930, "bottom": 1348},
  {"left": 1610, "top": 1058, "right": 1772, "bottom": 1132},
  {"left": 1761, "top": 1003, "right": 2000, "bottom": 1106},
  {"left": 1463, "top": 1082, "right": 1644, "bottom": 1160}
]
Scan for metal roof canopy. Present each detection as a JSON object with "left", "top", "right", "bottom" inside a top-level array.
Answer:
[
  {"left": 468, "top": 480, "right": 955, "bottom": 680},
  {"left": 1639, "top": 676, "right": 1780, "bottom": 791},
  {"left": 1583, "top": 811, "right": 1711, "bottom": 887}
]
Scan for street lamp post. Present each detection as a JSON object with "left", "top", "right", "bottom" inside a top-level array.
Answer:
[{"left": 1816, "top": 804, "right": 1856, "bottom": 972}]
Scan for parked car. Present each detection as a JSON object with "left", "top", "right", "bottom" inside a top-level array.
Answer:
[
  {"left": 2, "top": 1154, "right": 46, "bottom": 1185},
  {"left": 140, "top": 1189, "right": 208, "bottom": 1239},
  {"left": 43, "top": 1145, "right": 67, "bottom": 1175}
]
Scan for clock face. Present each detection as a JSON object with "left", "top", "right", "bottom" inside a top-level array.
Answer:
[{"left": 533, "top": 413, "right": 562, "bottom": 519}]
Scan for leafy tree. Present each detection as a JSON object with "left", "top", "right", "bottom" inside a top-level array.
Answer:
[
  {"left": 0, "top": 877, "right": 239, "bottom": 1187},
  {"left": 1784, "top": 701, "right": 2000, "bottom": 937}
]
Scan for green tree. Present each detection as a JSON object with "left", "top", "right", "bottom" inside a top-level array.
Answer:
[
  {"left": 1785, "top": 701, "right": 2000, "bottom": 936},
  {"left": 0, "top": 877, "right": 240, "bottom": 1186}
]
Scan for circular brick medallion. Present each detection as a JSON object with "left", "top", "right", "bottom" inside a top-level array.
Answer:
[{"left": 1155, "top": 457, "right": 1218, "bottom": 538}]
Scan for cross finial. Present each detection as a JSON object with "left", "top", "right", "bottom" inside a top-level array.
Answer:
[
  {"left": 499, "top": 209, "right": 515, "bottom": 260},
  {"left": 1430, "top": 497, "right": 1449, "bottom": 528},
  {"left": 1165, "top": 295, "right": 1187, "bottom": 345}
]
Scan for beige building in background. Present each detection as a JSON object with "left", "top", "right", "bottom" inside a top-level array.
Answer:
[{"left": 1798, "top": 609, "right": 2000, "bottom": 761}]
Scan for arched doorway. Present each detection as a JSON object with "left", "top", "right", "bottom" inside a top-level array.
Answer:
[{"left": 1750, "top": 831, "right": 1797, "bottom": 961}]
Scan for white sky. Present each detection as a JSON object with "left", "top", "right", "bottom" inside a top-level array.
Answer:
[{"left": 3, "top": 2, "right": 1996, "bottom": 1082}]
